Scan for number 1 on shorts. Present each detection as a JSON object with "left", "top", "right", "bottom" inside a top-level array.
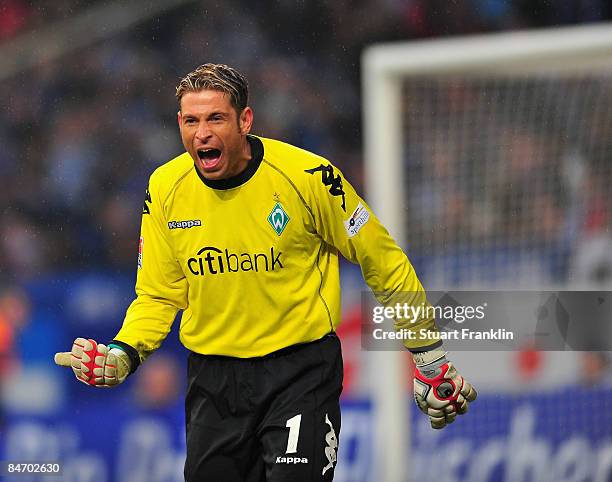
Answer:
[{"left": 285, "top": 414, "right": 302, "bottom": 454}]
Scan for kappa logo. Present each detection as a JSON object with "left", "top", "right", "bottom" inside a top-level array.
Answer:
[
  {"left": 275, "top": 457, "right": 309, "bottom": 465},
  {"left": 168, "top": 219, "right": 201, "bottom": 230},
  {"left": 305, "top": 164, "right": 346, "bottom": 212},
  {"left": 142, "top": 188, "right": 152, "bottom": 214},
  {"left": 268, "top": 202, "right": 290, "bottom": 236},
  {"left": 321, "top": 414, "right": 338, "bottom": 476},
  {"left": 344, "top": 202, "right": 370, "bottom": 238}
]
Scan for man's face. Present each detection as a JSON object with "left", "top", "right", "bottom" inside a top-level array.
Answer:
[{"left": 178, "top": 90, "right": 253, "bottom": 180}]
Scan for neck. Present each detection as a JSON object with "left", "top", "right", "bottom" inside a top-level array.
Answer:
[
  {"left": 195, "top": 135, "right": 263, "bottom": 190},
  {"left": 228, "top": 136, "right": 252, "bottom": 178}
]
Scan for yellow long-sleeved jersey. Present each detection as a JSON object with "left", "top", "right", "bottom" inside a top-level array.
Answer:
[{"left": 114, "top": 135, "right": 438, "bottom": 361}]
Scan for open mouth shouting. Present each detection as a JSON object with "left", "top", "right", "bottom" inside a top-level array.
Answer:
[{"left": 197, "top": 147, "right": 222, "bottom": 171}]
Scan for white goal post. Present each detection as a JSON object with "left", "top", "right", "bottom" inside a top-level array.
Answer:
[{"left": 361, "top": 22, "right": 612, "bottom": 482}]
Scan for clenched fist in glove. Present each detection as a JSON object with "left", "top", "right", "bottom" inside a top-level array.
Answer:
[
  {"left": 54, "top": 338, "right": 131, "bottom": 387},
  {"left": 413, "top": 348, "right": 477, "bottom": 429}
]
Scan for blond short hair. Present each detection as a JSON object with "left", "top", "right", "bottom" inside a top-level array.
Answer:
[{"left": 176, "top": 63, "right": 249, "bottom": 113}]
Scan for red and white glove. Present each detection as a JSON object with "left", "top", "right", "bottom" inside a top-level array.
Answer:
[
  {"left": 413, "top": 349, "right": 477, "bottom": 429},
  {"left": 54, "top": 338, "right": 130, "bottom": 387}
]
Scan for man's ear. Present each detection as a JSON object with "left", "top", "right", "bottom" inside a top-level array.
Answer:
[
  {"left": 239, "top": 107, "right": 253, "bottom": 135},
  {"left": 177, "top": 111, "right": 182, "bottom": 130}
]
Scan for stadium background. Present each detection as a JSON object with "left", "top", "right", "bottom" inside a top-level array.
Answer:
[{"left": 1, "top": 1, "right": 611, "bottom": 481}]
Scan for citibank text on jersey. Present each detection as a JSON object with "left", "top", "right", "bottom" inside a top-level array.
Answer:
[{"left": 187, "top": 247, "right": 283, "bottom": 275}]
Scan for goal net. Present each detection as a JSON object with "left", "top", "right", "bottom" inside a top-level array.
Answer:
[
  {"left": 402, "top": 74, "right": 612, "bottom": 289},
  {"left": 361, "top": 23, "right": 612, "bottom": 482}
]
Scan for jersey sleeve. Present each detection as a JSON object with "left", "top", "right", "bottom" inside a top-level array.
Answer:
[
  {"left": 113, "top": 173, "right": 188, "bottom": 363},
  {"left": 303, "top": 160, "right": 439, "bottom": 351}
]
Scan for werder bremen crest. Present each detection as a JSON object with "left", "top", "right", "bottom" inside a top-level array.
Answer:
[{"left": 267, "top": 202, "right": 290, "bottom": 236}]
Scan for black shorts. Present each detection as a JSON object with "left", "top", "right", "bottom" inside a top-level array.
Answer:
[{"left": 184, "top": 333, "right": 343, "bottom": 482}]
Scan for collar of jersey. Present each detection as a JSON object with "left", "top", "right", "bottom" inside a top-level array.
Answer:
[{"left": 195, "top": 135, "right": 263, "bottom": 190}]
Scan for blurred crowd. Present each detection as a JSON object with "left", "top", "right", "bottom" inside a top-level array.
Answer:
[{"left": 1, "top": 0, "right": 612, "bottom": 410}]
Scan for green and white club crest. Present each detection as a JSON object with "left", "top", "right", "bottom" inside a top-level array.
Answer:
[{"left": 267, "top": 202, "right": 290, "bottom": 235}]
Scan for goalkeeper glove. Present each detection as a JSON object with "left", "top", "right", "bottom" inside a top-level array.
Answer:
[
  {"left": 413, "top": 348, "right": 477, "bottom": 429},
  {"left": 54, "top": 338, "right": 130, "bottom": 387}
]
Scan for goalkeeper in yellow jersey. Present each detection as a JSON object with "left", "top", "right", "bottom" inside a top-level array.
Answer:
[{"left": 55, "top": 63, "right": 476, "bottom": 481}]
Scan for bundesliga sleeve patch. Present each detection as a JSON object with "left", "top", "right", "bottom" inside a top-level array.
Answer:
[
  {"left": 344, "top": 202, "right": 370, "bottom": 237},
  {"left": 138, "top": 236, "right": 143, "bottom": 269}
]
